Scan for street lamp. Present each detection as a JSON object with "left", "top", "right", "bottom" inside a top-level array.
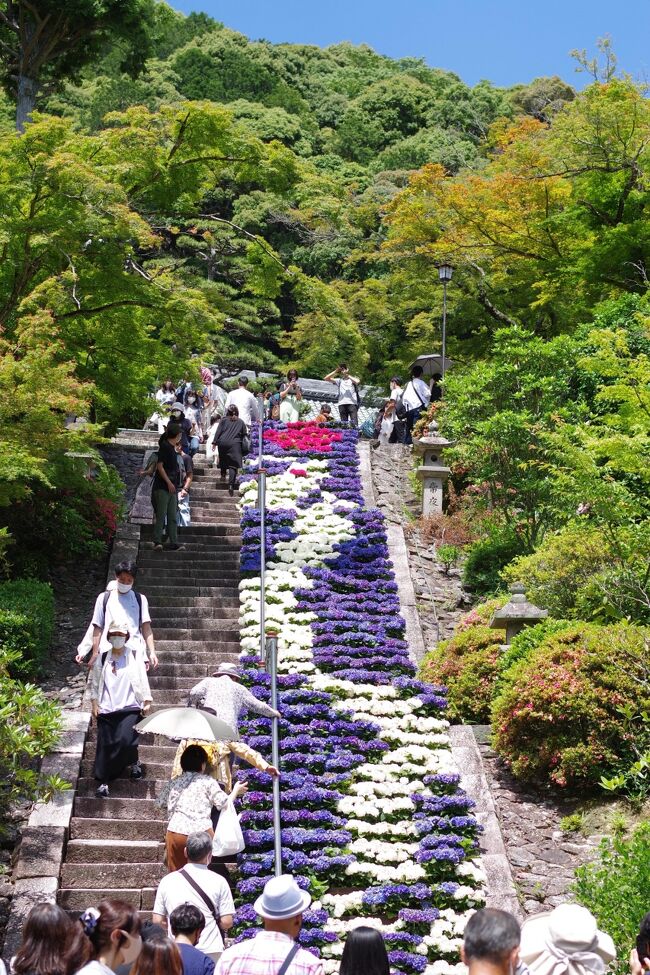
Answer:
[{"left": 438, "top": 264, "right": 453, "bottom": 387}]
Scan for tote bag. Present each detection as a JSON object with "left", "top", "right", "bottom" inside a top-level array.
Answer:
[{"left": 212, "top": 798, "right": 245, "bottom": 857}]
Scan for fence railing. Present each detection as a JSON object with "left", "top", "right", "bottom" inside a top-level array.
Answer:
[{"left": 255, "top": 395, "right": 283, "bottom": 876}]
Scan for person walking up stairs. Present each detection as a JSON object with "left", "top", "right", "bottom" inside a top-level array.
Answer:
[{"left": 58, "top": 455, "right": 243, "bottom": 912}]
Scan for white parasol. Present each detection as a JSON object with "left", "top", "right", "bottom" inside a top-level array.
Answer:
[{"left": 135, "top": 707, "right": 235, "bottom": 742}]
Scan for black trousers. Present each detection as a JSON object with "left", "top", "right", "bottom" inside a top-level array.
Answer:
[
  {"left": 94, "top": 708, "right": 141, "bottom": 782},
  {"left": 338, "top": 404, "right": 358, "bottom": 428}
]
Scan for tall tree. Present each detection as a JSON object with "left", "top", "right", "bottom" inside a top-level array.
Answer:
[{"left": 0, "top": 0, "right": 155, "bottom": 130}]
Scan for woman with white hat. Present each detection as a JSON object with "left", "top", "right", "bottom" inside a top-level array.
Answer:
[
  {"left": 520, "top": 905, "right": 616, "bottom": 975},
  {"left": 89, "top": 617, "right": 153, "bottom": 799}
]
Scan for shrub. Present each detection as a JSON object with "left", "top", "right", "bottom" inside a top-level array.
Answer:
[
  {"left": 491, "top": 622, "right": 650, "bottom": 788},
  {"left": 502, "top": 524, "right": 612, "bottom": 618},
  {"left": 455, "top": 597, "right": 506, "bottom": 631},
  {"left": 0, "top": 579, "right": 55, "bottom": 677},
  {"left": 0, "top": 643, "right": 64, "bottom": 835},
  {"left": 463, "top": 528, "right": 523, "bottom": 596},
  {"left": 420, "top": 625, "right": 503, "bottom": 723},
  {"left": 497, "top": 618, "right": 575, "bottom": 685},
  {"left": 573, "top": 823, "right": 650, "bottom": 975},
  {"left": 437, "top": 544, "right": 460, "bottom": 574}
]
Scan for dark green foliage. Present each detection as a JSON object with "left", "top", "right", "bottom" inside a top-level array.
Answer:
[
  {"left": 0, "top": 579, "right": 55, "bottom": 676},
  {"left": 462, "top": 529, "right": 523, "bottom": 596},
  {"left": 574, "top": 824, "right": 650, "bottom": 975}
]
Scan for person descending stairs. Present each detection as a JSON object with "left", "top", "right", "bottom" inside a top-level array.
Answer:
[{"left": 58, "top": 454, "right": 243, "bottom": 912}]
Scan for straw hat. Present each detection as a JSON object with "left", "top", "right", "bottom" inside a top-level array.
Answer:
[{"left": 520, "top": 905, "right": 616, "bottom": 975}]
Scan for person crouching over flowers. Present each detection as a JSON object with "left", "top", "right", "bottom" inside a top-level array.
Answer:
[{"left": 90, "top": 618, "right": 152, "bottom": 799}]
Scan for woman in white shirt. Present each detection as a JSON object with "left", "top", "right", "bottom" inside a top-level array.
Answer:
[
  {"left": 75, "top": 899, "right": 142, "bottom": 975},
  {"left": 157, "top": 744, "right": 247, "bottom": 872},
  {"left": 89, "top": 619, "right": 152, "bottom": 799}
]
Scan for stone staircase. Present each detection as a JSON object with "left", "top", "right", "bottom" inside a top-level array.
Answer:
[{"left": 58, "top": 455, "right": 243, "bottom": 913}]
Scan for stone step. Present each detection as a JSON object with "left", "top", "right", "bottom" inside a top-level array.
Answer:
[
  {"left": 156, "top": 634, "right": 239, "bottom": 660},
  {"left": 148, "top": 675, "right": 229, "bottom": 690},
  {"left": 138, "top": 553, "right": 242, "bottom": 566},
  {"left": 143, "top": 596, "right": 240, "bottom": 609},
  {"left": 66, "top": 838, "right": 165, "bottom": 863},
  {"left": 144, "top": 586, "right": 240, "bottom": 599},
  {"left": 81, "top": 759, "right": 171, "bottom": 779},
  {"left": 77, "top": 778, "right": 162, "bottom": 799},
  {"left": 141, "top": 525, "right": 240, "bottom": 538},
  {"left": 153, "top": 628, "right": 239, "bottom": 641},
  {"left": 70, "top": 817, "right": 166, "bottom": 841},
  {"left": 142, "top": 571, "right": 241, "bottom": 584},
  {"left": 59, "top": 886, "right": 158, "bottom": 911},
  {"left": 74, "top": 797, "right": 160, "bottom": 819},
  {"left": 150, "top": 606, "right": 239, "bottom": 619},
  {"left": 61, "top": 860, "right": 167, "bottom": 890}
]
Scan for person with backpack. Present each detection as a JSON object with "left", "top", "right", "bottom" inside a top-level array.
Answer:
[
  {"left": 402, "top": 365, "right": 431, "bottom": 444},
  {"left": 78, "top": 561, "right": 158, "bottom": 670},
  {"left": 90, "top": 616, "right": 153, "bottom": 798},
  {"left": 323, "top": 363, "right": 361, "bottom": 428},
  {"left": 211, "top": 405, "right": 249, "bottom": 497}
]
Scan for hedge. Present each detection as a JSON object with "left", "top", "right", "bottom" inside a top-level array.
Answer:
[{"left": 0, "top": 579, "right": 55, "bottom": 677}]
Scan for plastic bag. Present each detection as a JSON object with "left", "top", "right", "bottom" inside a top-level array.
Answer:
[
  {"left": 212, "top": 798, "right": 245, "bottom": 857},
  {"left": 177, "top": 495, "right": 191, "bottom": 527}
]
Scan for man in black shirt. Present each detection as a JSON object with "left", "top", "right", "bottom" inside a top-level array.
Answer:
[{"left": 153, "top": 423, "right": 183, "bottom": 551}]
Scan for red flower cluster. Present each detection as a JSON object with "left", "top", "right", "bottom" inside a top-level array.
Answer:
[{"left": 264, "top": 422, "right": 343, "bottom": 454}]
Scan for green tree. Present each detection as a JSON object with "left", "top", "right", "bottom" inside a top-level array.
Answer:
[{"left": 0, "top": 0, "right": 156, "bottom": 130}]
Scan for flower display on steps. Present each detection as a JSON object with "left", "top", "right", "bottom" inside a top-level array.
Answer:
[{"left": 234, "top": 422, "right": 485, "bottom": 975}]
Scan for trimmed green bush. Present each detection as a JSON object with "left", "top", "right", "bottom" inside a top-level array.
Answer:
[
  {"left": 463, "top": 529, "right": 523, "bottom": 596},
  {"left": 491, "top": 622, "right": 650, "bottom": 788},
  {"left": 573, "top": 823, "right": 650, "bottom": 975},
  {"left": 502, "top": 524, "right": 612, "bottom": 618},
  {"left": 0, "top": 579, "right": 55, "bottom": 677},
  {"left": 420, "top": 625, "right": 503, "bottom": 723}
]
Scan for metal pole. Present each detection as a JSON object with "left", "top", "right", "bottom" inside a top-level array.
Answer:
[
  {"left": 441, "top": 279, "right": 448, "bottom": 389},
  {"left": 258, "top": 470, "right": 266, "bottom": 666},
  {"left": 266, "top": 632, "right": 282, "bottom": 875},
  {"left": 257, "top": 394, "right": 264, "bottom": 462}
]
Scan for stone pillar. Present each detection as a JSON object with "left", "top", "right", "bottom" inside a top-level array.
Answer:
[{"left": 412, "top": 421, "right": 455, "bottom": 517}]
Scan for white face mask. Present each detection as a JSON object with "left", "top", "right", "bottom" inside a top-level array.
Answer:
[
  {"left": 108, "top": 635, "right": 127, "bottom": 649},
  {"left": 187, "top": 396, "right": 196, "bottom": 404},
  {"left": 119, "top": 932, "right": 142, "bottom": 966},
  {"left": 116, "top": 582, "right": 132, "bottom": 594}
]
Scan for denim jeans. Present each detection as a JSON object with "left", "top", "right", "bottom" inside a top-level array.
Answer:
[{"left": 404, "top": 407, "right": 423, "bottom": 445}]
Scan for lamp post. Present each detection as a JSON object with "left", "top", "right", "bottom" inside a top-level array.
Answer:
[{"left": 438, "top": 264, "right": 453, "bottom": 387}]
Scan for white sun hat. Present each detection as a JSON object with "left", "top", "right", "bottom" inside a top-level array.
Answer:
[{"left": 520, "top": 905, "right": 616, "bottom": 975}]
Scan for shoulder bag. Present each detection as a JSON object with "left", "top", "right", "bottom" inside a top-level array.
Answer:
[{"left": 179, "top": 868, "right": 221, "bottom": 928}]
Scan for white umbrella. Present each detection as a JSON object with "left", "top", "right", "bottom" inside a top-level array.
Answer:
[
  {"left": 135, "top": 707, "right": 235, "bottom": 742},
  {"left": 409, "top": 353, "right": 454, "bottom": 377}
]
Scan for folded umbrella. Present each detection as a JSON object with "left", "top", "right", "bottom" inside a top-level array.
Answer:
[{"left": 135, "top": 707, "right": 235, "bottom": 742}]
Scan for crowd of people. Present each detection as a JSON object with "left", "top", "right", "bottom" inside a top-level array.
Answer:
[
  {"left": 7, "top": 887, "right": 649, "bottom": 975},
  {"left": 28, "top": 362, "right": 643, "bottom": 975}
]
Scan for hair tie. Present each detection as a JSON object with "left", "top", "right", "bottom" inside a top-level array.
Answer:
[{"left": 80, "top": 907, "right": 100, "bottom": 936}]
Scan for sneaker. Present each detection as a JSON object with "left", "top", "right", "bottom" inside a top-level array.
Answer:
[
  {"left": 153, "top": 543, "right": 163, "bottom": 551},
  {"left": 228, "top": 485, "right": 234, "bottom": 496},
  {"left": 95, "top": 784, "right": 109, "bottom": 798},
  {"left": 165, "top": 543, "right": 182, "bottom": 551},
  {"left": 130, "top": 761, "right": 143, "bottom": 780}
]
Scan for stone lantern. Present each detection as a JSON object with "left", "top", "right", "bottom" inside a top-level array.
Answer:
[
  {"left": 413, "top": 420, "right": 454, "bottom": 516},
  {"left": 489, "top": 582, "right": 548, "bottom": 645}
]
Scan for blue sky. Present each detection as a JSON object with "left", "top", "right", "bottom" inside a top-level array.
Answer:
[{"left": 170, "top": 0, "right": 650, "bottom": 89}]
